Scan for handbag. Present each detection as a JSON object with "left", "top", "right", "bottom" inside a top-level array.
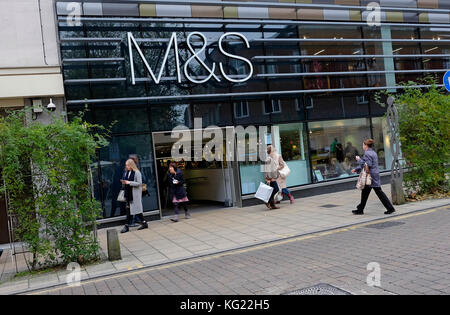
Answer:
[
  {"left": 365, "top": 164, "right": 372, "bottom": 186},
  {"left": 356, "top": 163, "right": 372, "bottom": 190},
  {"left": 142, "top": 183, "right": 148, "bottom": 196},
  {"left": 255, "top": 182, "right": 274, "bottom": 203},
  {"left": 279, "top": 164, "right": 291, "bottom": 179},
  {"left": 274, "top": 191, "right": 283, "bottom": 202},
  {"left": 117, "top": 189, "right": 126, "bottom": 202}
]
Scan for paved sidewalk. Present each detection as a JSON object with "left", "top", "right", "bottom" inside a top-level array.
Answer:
[
  {"left": 36, "top": 204, "right": 450, "bottom": 296},
  {"left": 0, "top": 184, "right": 448, "bottom": 294}
]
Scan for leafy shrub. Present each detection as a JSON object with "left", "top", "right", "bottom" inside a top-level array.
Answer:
[
  {"left": 0, "top": 110, "right": 108, "bottom": 270},
  {"left": 391, "top": 82, "right": 449, "bottom": 195}
]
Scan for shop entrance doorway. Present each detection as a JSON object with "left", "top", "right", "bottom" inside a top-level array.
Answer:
[{"left": 152, "top": 128, "right": 236, "bottom": 217}]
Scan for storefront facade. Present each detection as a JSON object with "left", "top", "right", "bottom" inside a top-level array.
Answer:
[{"left": 55, "top": 0, "right": 450, "bottom": 223}]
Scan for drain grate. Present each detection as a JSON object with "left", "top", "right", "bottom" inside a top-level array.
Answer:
[
  {"left": 365, "top": 221, "right": 405, "bottom": 229},
  {"left": 320, "top": 204, "right": 339, "bottom": 208},
  {"left": 284, "top": 284, "right": 352, "bottom": 295}
]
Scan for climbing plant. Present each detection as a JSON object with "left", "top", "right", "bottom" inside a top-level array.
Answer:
[{"left": 0, "top": 109, "right": 109, "bottom": 271}]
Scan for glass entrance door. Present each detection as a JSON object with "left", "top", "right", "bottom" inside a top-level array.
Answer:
[{"left": 152, "top": 128, "right": 233, "bottom": 217}]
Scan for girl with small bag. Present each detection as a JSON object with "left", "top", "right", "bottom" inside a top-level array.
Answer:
[
  {"left": 168, "top": 163, "right": 191, "bottom": 222},
  {"left": 264, "top": 145, "right": 281, "bottom": 210},
  {"left": 276, "top": 155, "right": 294, "bottom": 204},
  {"left": 351, "top": 139, "right": 395, "bottom": 215}
]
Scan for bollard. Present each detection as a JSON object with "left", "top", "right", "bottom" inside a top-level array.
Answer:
[
  {"left": 107, "top": 229, "right": 122, "bottom": 261},
  {"left": 391, "top": 178, "right": 406, "bottom": 205}
]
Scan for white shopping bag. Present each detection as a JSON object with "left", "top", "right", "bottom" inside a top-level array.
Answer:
[{"left": 255, "top": 182, "right": 274, "bottom": 203}]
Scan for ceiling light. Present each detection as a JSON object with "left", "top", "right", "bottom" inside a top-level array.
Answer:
[
  {"left": 314, "top": 49, "right": 326, "bottom": 56},
  {"left": 425, "top": 46, "right": 439, "bottom": 53}
]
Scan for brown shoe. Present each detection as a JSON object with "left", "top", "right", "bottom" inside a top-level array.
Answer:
[
  {"left": 265, "top": 203, "right": 271, "bottom": 209},
  {"left": 271, "top": 205, "right": 280, "bottom": 210}
]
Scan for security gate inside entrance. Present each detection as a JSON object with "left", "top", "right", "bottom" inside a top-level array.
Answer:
[{"left": 152, "top": 127, "right": 238, "bottom": 217}]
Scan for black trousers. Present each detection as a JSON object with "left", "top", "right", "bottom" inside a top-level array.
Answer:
[
  {"left": 125, "top": 203, "right": 145, "bottom": 225},
  {"left": 357, "top": 186, "right": 395, "bottom": 212},
  {"left": 268, "top": 181, "right": 280, "bottom": 206}
]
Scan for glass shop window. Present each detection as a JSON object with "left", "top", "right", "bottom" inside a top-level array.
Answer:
[
  {"left": 264, "top": 99, "right": 282, "bottom": 114},
  {"left": 308, "top": 118, "right": 372, "bottom": 183},
  {"left": 234, "top": 101, "right": 250, "bottom": 119}
]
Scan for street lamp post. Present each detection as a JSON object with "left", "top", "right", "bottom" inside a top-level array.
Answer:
[{"left": 386, "top": 96, "right": 406, "bottom": 205}]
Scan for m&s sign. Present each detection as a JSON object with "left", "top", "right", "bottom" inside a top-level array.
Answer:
[{"left": 127, "top": 32, "right": 254, "bottom": 85}]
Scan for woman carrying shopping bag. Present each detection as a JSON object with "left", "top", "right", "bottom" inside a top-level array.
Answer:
[
  {"left": 264, "top": 145, "right": 281, "bottom": 210},
  {"left": 352, "top": 139, "right": 396, "bottom": 215},
  {"left": 277, "top": 155, "right": 294, "bottom": 204}
]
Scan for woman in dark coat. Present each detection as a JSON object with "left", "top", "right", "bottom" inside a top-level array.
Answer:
[
  {"left": 168, "top": 163, "right": 190, "bottom": 222},
  {"left": 352, "top": 139, "right": 396, "bottom": 215}
]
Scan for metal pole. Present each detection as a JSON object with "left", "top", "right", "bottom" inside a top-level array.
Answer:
[{"left": 386, "top": 96, "right": 406, "bottom": 205}]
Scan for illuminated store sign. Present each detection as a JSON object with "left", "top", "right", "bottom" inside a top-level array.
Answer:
[{"left": 127, "top": 32, "right": 254, "bottom": 85}]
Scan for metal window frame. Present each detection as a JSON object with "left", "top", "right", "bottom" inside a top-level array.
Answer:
[
  {"left": 257, "top": 68, "right": 448, "bottom": 78},
  {"left": 65, "top": 84, "right": 445, "bottom": 105},
  {"left": 59, "top": 36, "right": 450, "bottom": 44},
  {"left": 55, "top": 0, "right": 450, "bottom": 14},
  {"left": 63, "top": 57, "right": 125, "bottom": 63},
  {"left": 63, "top": 68, "right": 448, "bottom": 84},
  {"left": 57, "top": 16, "right": 450, "bottom": 29},
  {"left": 233, "top": 100, "right": 250, "bottom": 119},
  {"left": 253, "top": 54, "right": 450, "bottom": 60}
]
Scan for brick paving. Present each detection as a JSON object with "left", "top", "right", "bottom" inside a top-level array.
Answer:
[
  {"left": 31, "top": 205, "right": 450, "bottom": 295},
  {"left": 0, "top": 184, "right": 448, "bottom": 294}
]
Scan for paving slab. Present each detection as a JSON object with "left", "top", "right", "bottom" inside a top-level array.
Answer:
[{"left": 0, "top": 184, "right": 448, "bottom": 294}]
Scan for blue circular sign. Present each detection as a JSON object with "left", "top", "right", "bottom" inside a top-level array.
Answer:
[{"left": 444, "top": 71, "right": 450, "bottom": 92}]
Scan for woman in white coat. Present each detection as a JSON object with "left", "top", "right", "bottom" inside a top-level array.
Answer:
[
  {"left": 120, "top": 159, "right": 148, "bottom": 233},
  {"left": 277, "top": 156, "right": 294, "bottom": 204}
]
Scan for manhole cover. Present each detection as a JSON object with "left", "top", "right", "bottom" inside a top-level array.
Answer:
[
  {"left": 284, "top": 284, "right": 352, "bottom": 295},
  {"left": 365, "top": 221, "right": 405, "bottom": 229},
  {"left": 320, "top": 204, "right": 339, "bottom": 208}
]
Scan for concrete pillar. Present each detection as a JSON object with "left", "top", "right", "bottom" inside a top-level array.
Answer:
[
  {"left": 107, "top": 229, "right": 122, "bottom": 261},
  {"left": 381, "top": 25, "right": 397, "bottom": 92}
]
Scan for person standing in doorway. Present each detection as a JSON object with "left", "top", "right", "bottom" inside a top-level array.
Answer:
[
  {"left": 352, "top": 139, "right": 395, "bottom": 215},
  {"left": 277, "top": 154, "right": 294, "bottom": 204},
  {"left": 264, "top": 145, "right": 281, "bottom": 210},
  {"left": 168, "top": 163, "right": 190, "bottom": 222},
  {"left": 120, "top": 159, "right": 148, "bottom": 233}
]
